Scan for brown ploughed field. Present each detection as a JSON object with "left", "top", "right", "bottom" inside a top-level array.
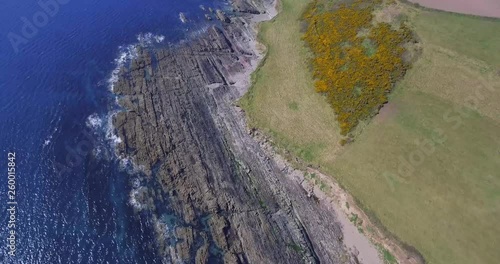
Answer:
[{"left": 409, "top": 0, "right": 500, "bottom": 18}]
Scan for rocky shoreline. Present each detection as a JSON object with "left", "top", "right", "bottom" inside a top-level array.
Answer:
[{"left": 111, "top": 0, "right": 375, "bottom": 263}]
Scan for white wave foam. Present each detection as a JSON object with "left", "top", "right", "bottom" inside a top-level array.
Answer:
[
  {"left": 108, "top": 133, "right": 123, "bottom": 145},
  {"left": 118, "top": 157, "right": 131, "bottom": 170},
  {"left": 107, "top": 44, "right": 138, "bottom": 92},
  {"left": 132, "top": 178, "right": 141, "bottom": 189},
  {"left": 105, "top": 111, "right": 122, "bottom": 145},
  {"left": 93, "top": 146, "right": 102, "bottom": 157},
  {"left": 107, "top": 33, "right": 165, "bottom": 92},
  {"left": 129, "top": 186, "right": 147, "bottom": 211},
  {"left": 151, "top": 214, "right": 182, "bottom": 264},
  {"left": 137, "top": 32, "right": 165, "bottom": 45},
  {"left": 86, "top": 113, "right": 103, "bottom": 129},
  {"left": 43, "top": 127, "right": 58, "bottom": 147},
  {"left": 104, "top": 33, "right": 166, "bottom": 173},
  {"left": 104, "top": 111, "right": 149, "bottom": 174}
]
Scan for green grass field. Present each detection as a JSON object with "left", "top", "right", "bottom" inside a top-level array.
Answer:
[
  {"left": 239, "top": 0, "right": 344, "bottom": 164},
  {"left": 242, "top": 0, "right": 500, "bottom": 263}
]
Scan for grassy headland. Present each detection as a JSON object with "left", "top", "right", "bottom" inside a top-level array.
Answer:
[
  {"left": 240, "top": 0, "right": 344, "bottom": 163},
  {"left": 241, "top": 0, "right": 500, "bottom": 264}
]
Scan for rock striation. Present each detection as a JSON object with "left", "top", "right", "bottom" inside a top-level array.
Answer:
[{"left": 112, "top": 0, "right": 359, "bottom": 263}]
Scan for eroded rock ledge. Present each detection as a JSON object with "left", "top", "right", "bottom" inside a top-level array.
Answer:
[{"left": 112, "top": 1, "right": 358, "bottom": 263}]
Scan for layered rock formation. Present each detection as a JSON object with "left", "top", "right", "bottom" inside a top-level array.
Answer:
[{"left": 112, "top": 1, "right": 359, "bottom": 263}]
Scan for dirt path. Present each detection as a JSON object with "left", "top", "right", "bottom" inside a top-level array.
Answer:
[{"left": 408, "top": 0, "right": 500, "bottom": 18}]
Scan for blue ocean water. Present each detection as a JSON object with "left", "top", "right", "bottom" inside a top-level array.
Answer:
[{"left": 0, "top": 0, "right": 226, "bottom": 263}]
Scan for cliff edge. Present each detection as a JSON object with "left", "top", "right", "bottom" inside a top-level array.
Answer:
[{"left": 111, "top": 1, "right": 360, "bottom": 263}]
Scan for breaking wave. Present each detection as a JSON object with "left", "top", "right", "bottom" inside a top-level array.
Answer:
[
  {"left": 86, "top": 113, "right": 103, "bottom": 129},
  {"left": 107, "top": 33, "right": 165, "bottom": 92}
]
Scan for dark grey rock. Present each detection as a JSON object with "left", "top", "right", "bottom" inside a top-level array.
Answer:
[{"left": 111, "top": 1, "right": 358, "bottom": 263}]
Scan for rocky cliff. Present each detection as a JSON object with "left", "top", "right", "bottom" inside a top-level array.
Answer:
[{"left": 111, "top": 1, "right": 359, "bottom": 263}]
